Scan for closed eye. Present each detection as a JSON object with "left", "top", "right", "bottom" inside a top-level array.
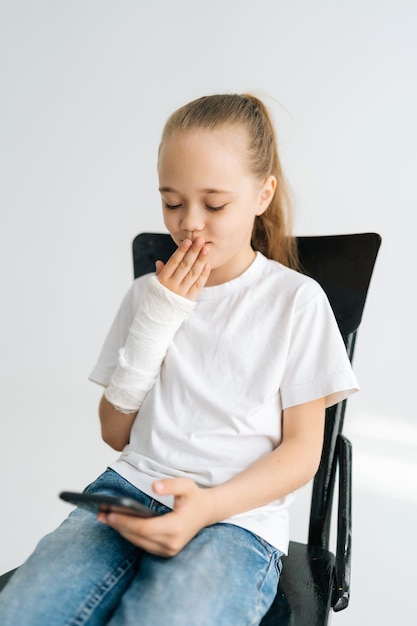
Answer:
[
  {"left": 206, "top": 204, "right": 226, "bottom": 212},
  {"left": 164, "top": 202, "right": 182, "bottom": 210}
]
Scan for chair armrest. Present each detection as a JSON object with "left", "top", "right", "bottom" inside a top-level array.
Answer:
[{"left": 332, "top": 434, "right": 352, "bottom": 612}]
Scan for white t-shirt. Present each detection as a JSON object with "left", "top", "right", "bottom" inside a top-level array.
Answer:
[{"left": 89, "top": 252, "right": 359, "bottom": 553}]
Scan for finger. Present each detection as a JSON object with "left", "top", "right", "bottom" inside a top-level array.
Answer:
[
  {"left": 153, "top": 477, "right": 196, "bottom": 498},
  {"left": 159, "top": 239, "right": 193, "bottom": 279},
  {"left": 183, "top": 262, "right": 211, "bottom": 300},
  {"left": 100, "top": 511, "right": 180, "bottom": 555},
  {"left": 104, "top": 518, "right": 166, "bottom": 553},
  {"left": 99, "top": 512, "right": 165, "bottom": 543},
  {"left": 102, "top": 512, "right": 160, "bottom": 534},
  {"left": 155, "top": 260, "right": 165, "bottom": 275},
  {"left": 163, "top": 239, "right": 206, "bottom": 283},
  {"left": 118, "top": 528, "right": 178, "bottom": 557},
  {"left": 158, "top": 241, "right": 210, "bottom": 299},
  {"left": 177, "top": 245, "right": 210, "bottom": 292}
]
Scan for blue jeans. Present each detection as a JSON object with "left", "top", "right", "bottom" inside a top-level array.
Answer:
[{"left": 0, "top": 469, "right": 283, "bottom": 626}]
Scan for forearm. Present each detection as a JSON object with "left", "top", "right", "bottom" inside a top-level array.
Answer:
[
  {"left": 204, "top": 398, "right": 326, "bottom": 525},
  {"left": 99, "top": 394, "right": 137, "bottom": 450},
  {"left": 207, "top": 440, "right": 319, "bottom": 524},
  {"left": 104, "top": 275, "right": 195, "bottom": 413}
]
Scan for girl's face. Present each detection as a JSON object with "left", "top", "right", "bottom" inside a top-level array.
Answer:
[{"left": 158, "top": 126, "right": 276, "bottom": 286}]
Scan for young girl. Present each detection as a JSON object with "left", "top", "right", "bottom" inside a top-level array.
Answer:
[{"left": 0, "top": 93, "right": 358, "bottom": 625}]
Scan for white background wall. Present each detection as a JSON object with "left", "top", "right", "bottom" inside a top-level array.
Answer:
[{"left": 1, "top": 1, "right": 416, "bottom": 624}]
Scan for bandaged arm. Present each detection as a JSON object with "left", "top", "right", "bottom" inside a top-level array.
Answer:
[{"left": 104, "top": 275, "right": 195, "bottom": 413}]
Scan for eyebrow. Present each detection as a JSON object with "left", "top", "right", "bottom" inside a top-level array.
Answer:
[{"left": 159, "top": 186, "right": 234, "bottom": 195}]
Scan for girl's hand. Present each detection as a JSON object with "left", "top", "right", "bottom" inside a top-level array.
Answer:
[
  {"left": 97, "top": 478, "right": 215, "bottom": 557},
  {"left": 156, "top": 238, "right": 211, "bottom": 301}
]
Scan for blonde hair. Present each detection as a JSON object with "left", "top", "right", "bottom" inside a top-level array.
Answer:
[{"left": 159, "top": 93, "right": 299, "bottom": 269}]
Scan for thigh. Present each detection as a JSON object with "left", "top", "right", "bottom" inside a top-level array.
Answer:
[
  {"left": 0, "top": 470, "right": 144, "bottom": 626},
  {"left": 109, "top": 523, "right": 283, "bottom": 626}
]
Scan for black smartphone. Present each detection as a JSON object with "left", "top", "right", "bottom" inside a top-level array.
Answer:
[{"left": 59, "top": 491, "right": 159, "bottom": 518}]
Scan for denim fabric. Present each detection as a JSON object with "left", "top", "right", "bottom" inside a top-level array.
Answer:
[{"left": 0, "top": 469, "right": 283, "bottom": 626}]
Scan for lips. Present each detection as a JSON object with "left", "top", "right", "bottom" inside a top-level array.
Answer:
[{"left": 179, "top": 239, "right": 212, "bottom": 245}]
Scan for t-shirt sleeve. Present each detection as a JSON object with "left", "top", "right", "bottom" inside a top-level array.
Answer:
[
  {"left": 280, "top": 285, "right": 359, "bottom": 410},
  {"left": 88, "top": 275, "right": 151, "bottom": 387}
]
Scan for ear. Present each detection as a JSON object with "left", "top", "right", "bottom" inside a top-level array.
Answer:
[{"left": 256, "top": 175, "right": 276, "bottom": 216}]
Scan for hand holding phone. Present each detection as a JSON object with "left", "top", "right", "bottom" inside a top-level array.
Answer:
[{"left": 60, "top": 491, "right": 159, "bottom": 518}]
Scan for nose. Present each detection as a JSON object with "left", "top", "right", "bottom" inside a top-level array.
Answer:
[{"left": 180, "top": 205, "right": 205, "bottom": 236}]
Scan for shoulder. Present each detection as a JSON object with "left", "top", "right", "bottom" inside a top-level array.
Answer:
[{"left": 256, "top": 254, "right": 326, "bottom": 311}]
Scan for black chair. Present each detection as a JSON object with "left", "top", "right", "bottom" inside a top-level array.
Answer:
[
  {"left": 131, "top": 231, "right": 381, "bottom": 625},
  {"left": 0, "top": 232, "right": 381, "bottom": 626}
]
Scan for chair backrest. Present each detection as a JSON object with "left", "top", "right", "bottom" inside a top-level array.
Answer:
[
  {"left": 132, "top": 231, "right": 382, "bottom": 550},
  {"left": 296, "top": 234, "right": 381, "bottom": 549}
]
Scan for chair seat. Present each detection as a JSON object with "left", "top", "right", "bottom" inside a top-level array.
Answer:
[
  {"left": 261, "top": 541, "right": 335, "bottom": 626},
  {"left": 0, "top": 568, "right": 17, "bottom": 593}
]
